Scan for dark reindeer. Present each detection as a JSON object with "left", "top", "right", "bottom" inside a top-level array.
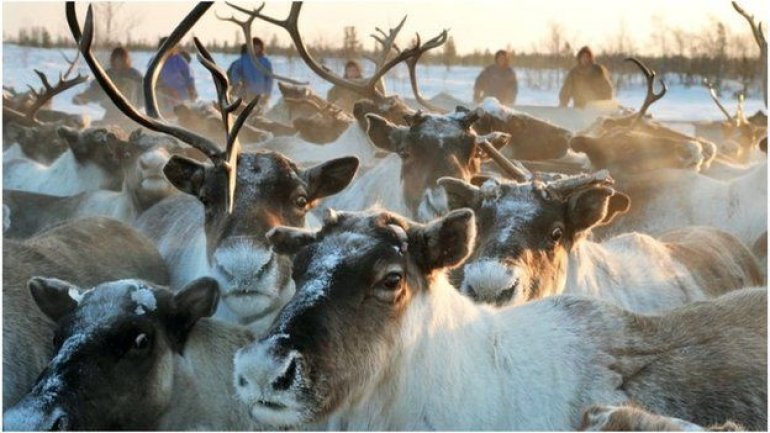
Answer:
[{"left": 68, "top": 2, "right": 359, "bottom": 332}]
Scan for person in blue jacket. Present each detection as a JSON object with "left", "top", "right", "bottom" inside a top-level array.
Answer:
[
  {"left": 227, "top": 37, "right": 274, "bottom": 112},
  {"left": 155, "top": 37, "right": 197, "bottom": 114}
]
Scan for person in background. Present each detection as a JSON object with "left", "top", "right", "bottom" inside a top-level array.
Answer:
[
  {"left": 155, "top": 36, "right": 197, "bottom": 113},
  {"left": 559, "top": 45, "right": 613, "bottom": 108},
  {"left": 73, "top": 46, "right": 142, "bottom": 124},
  {"left": 326, "top": 60, "right": 385, "bottom": 112},
  {"left": 474, "top": 50, "right": 519, "bottom": 106},
  {"left": 227, "top": 37, "right": 274, "bottom": 113}
]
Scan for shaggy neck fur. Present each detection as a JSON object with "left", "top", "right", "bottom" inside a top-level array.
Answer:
[
  {"left": 565, "top": 235, "right": 704, "bottom": 313},
  {"left": 157, "top": 319, "right": 259, "bottom": 430},
  {"left": 323, "top": 272, "right": 628, "bottom": 430},
  {"left": 323, "top": 154, "right": 411, "bottom": 218}
]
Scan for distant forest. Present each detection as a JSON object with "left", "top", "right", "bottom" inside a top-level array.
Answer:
[{"left": 5, "top": 14, "right": 764, "bottom": 96}]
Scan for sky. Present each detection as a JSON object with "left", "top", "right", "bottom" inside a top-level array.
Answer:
[{"left": 2, "top": 0, "right": 767, "bottom": 56}]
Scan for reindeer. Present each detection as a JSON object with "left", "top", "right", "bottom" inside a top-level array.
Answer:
[
  {"left": 2, "top": 217, "right": 169, "bottom": 410},
  {"left": 474, "top": 97, "right": 574, "bottom": 161},
  {"left": 68, "top": 3, "right": 359, "bottom": 333},
  {"left": 233, "top": 208, "right": 766, "bottom": 430},
  {"left": 322, "top": 108, "right": 512, "bottom": 222},
  {"left": 3, "top": 130, "right": 180, "bottom": 238},
  {"left": 3, "top": 67, "right": 89, "bottom": 164},
  {"left": 438, "top": 167, "right": 762, "bottom": 311},
  {"left": 592, "top": 161, "right": 767, "bottom": 247},
  {"left": 694, "top": 80, "right": 766, "bottom": 165},
  {"left": 3, "top": 277, "right": 260, "bottom": 430},
  {"left": 570, "top": 58, "right": 718, "bottom": 177},
  {"left": 3, "top": 125, "right": 154, "bottom": 196}
]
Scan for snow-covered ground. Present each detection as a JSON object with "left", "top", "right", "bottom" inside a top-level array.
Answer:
[{"left": 2, "top": 43, "right": 766, "bottom": 123}]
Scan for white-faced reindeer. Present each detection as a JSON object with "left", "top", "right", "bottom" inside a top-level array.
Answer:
[
  {"left": 3, "top": 277, "right": 260, "bottom": 430},
  {"left": 233, "top": 208, "right": 766, "bottom": 430},
  {"left": 3, "top": 217, "right": 169, "bottom": 410},
  {"left": 3, "top": 125, "right": 156, "bottom": 196},
  {"left": 3, "top": 130, "right": 180, "bottom": 238},
  {"left": 439, "top": 166, "right": 762, "bottom": 311},
  {"left": 69, "top": 3, "right": 359, "bottom": 333}
]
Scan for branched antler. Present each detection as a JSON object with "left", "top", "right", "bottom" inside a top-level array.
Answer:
[
  {"left": 405, "top": 30, "right": 449, "bottom": 113},
  {"left": 67, "top": 1, "right": 259, "bottom": 213},
  {"left": 626, "top": 57, "right": 666, "bottom": 124},
  {"left": 217, "top": 2, "right": 308, "bottom": 86}
]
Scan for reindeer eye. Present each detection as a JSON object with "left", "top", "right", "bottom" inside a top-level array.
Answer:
[
  {"left": 294, "top": 196, "right": 308, "bottom": 209},
  {"left": 550, "top": 226, "right": 563, "bottom": 243},
  {"left": 382, "top": 272, "right": 403, "bottom": 290},
  {"left": 132, "top": 333, "right": 151, "bottom": 352}
]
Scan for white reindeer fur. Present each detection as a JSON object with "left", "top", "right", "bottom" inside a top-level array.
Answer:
[
  {"left": 154, "top": 319, "right": 261, "bottom": 430},
  {"left": 611, "top": 162, "right": 767, "bottom": 246},
  {"left": 3, "top": 150, "right": 109, "bottom": 196},
  {"left": 323, "top": 272, "right": 628, "bottom": 430},
  {"left": 563, "top": 233, "right": 706, "bottom": 313},
  {"left": 322, "top": 154, "right": 410, "bottom": 217}
]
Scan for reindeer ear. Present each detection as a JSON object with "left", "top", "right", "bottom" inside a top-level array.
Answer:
[
  {"left": 169, "top": 277, "right": 220, "bottom": 349},
  {"left": 567, "top": 187, "right": 628, "bottom": 233},
  {"left": 438, "top": 177, "right": 481, "bottom": 210},
  {"left": 303, "top": 156, "right": 359, "bottom": 201},
  {"left": 601, "top": 192, "right": 631, "bottom": 224},
  {"left": 267, "top": 226, "right": 317, "bottom": 255},
  {"left": 28, "top": 277, "right": 82, "bottom": 322},
  {"left": 364, "top": 113, "right": 408, "bottom": 153},
  {"left": 409, "top": 209, "right": 476, "bottom": 271},
  {"left": 58, "top": 126, "right": 88, "bottom": 158},
  {"left": 163, "top": 155, "right": 207, "bottom": 197}
]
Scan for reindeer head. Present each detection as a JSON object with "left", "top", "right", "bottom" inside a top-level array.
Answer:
[
  {"left": 364, "top": 107, "right": 511, "bottom": 221},
  {"left": 441, "top": 172, "right": 629, "bottom": 305}
]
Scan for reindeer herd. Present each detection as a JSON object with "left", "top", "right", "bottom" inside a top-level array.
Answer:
[{"left": 1, "top": 1, "right": 768, "bottom": 431}]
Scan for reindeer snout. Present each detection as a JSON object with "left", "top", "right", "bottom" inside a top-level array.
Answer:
[
  {"left": 139, "top": 149, "right": 170, "bottom": 172},
  {"left": 234, "top": 336, "right": 304, "bottom": 405},
  {"left": 461, "top": 260, "right": 521, "bottom": 306}
]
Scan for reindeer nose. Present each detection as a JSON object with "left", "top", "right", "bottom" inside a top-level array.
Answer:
[{"left": 139, "top": 150, "right": 168, "bottom": 171}]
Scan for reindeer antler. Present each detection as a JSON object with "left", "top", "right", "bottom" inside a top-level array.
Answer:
[
  {"left": 405, "top": 30, "right": 449, "bottom": 113},
  {"left": 732, "top": 1, "right": 767, "bottom": 50},
  {"left": 626, "top": 57, "right": 667, "bottom": 124},
  {"left": 67, "top": 1, "right": 259, "bottom": 214},
  {"left": 702, "top": 78, "right": 735, "bottom": 122},
  {"left": 217, "top": 2, "right": 308, "bottom": 86}
]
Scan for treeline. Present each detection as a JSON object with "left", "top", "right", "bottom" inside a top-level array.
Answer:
[{"left": 6, "top": 19, "right": 763, "bottom": 95}]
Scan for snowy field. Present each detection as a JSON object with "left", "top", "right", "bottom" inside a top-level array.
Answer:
[{"left": 3, "top": 43, "right": 766, "bottom": 124}]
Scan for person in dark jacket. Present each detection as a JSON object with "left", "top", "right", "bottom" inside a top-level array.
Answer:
[
  {"left": 559, "top": 46, "right": 613, "bottom": 108},
  {"left": 227, "top": 37, "right": 274, "bottom": 112},
  {"left": 474, "top": 50, "right": 518, "bottom": 106},
  {"left": 326, "top": 60, "right": 386, "bottom": 112},
  {"left": 73, "top": 46, "right": 143, "bottom": 123}
]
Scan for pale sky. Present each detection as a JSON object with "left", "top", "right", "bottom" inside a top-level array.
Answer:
[{"left": 2, "top": 0, "right": 767, "bottom": 56}]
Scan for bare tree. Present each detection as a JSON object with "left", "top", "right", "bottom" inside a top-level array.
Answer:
[{"left": 94, "top": 2, "right": 140, "bottom": 47}]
